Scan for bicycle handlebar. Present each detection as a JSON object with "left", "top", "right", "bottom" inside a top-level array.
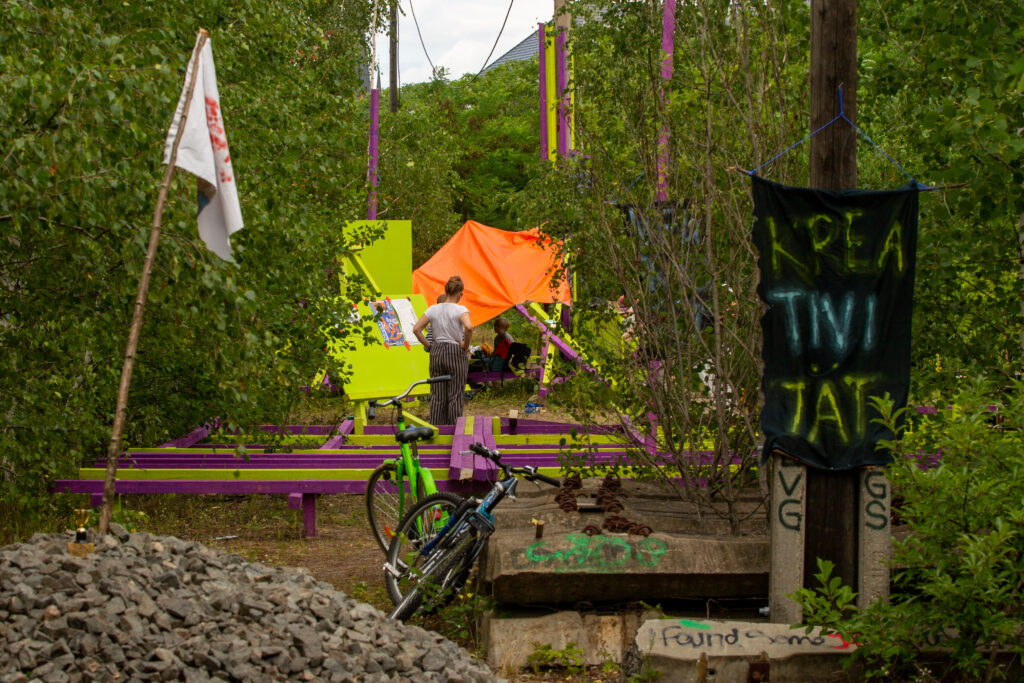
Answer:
[
  {"left": 527, "top": 471, "right": 562, "bottom": 488},
  {"left": 370, "top": 375, "right": 453, "bottom": 409},
  {"left": 468, "top": 443, "right": 560, "bottom": 488}
]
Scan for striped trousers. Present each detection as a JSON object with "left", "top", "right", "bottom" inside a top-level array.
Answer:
[{"left": 428, "top": 342, "right": 468, "bottom": 426}]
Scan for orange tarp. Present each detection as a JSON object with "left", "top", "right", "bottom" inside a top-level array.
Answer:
[{"left": 412, "top": 220, "right": 571, "bottom": 326}]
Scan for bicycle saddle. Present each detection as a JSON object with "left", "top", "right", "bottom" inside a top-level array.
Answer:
[{"left": 396, "top": 426, "right": 434, "bottom": 443}]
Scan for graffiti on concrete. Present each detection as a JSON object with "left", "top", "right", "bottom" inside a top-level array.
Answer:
[
  {"left": 654, "top": 623, "right": 853, "bottom": 652},
  {"left": 524, "top": 533, "right": 667, "bottom": 573},
  {"left": 776, "top": 457, "right": 804, "bottom": 531},
  {"left": 862, "top": 469, "right": 889, "bottom": 530}
]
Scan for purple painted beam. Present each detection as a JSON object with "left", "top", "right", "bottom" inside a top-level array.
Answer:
[
  {"left": 656, "top": 0, "right": 676, "bottom": 202},
  {"left": 538, "top": 23, "right": 548, "bottom": 162},
  {"left": 367, "top": 87, "right": 380, "bottom": 219},
  {"left": 514, "top": 305, "right": 604, "bottom": 386},
  {"left": 56, "top": 478, "right": 485, "bottom": 497},
  {"left": 473, "top": 414, "right": 498, "bottom": 483},
  {"left": 497, "top": 419, "right": 625, "bottom": 437},
  {"left": 467, "top": 368, "right": 541, "bottom": 384},
  {"left": 319, "top": 419, "right": 355, "bottom": 448},
  {"left": 97, "top": 457, "right": 452, "bottom": 469},
  {"left": 555, "top": 27, "right": 569, "bottom": 158},
  {"left": 158, "top": 426, "right": 210, "bottom": 448},
  {"left": 449, "top": 416, "right": 475, "bottom": 482},
  {"left": 302, "top": 493, "right": 316, "bottom": 536}
]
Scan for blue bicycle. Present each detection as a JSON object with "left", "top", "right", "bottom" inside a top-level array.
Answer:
[{"left": 383, "top": 442, "right": 561, "bottom": 620}]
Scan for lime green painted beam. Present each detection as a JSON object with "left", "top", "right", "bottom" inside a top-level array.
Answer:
[
  {"left": 78, "top": 467, "right": 450, "bottom": 482},
  {"left": 126, "top": 447, "right": 268, "bottom": 454},
  {"left": 496, "top": 434, "right": 626, "bottom": 446},
  {"left": 342, "top": 435, "right": 453, "bottom": 446}
]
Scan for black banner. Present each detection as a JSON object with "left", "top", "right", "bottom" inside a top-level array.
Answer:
[{"left": 752, "top": 176, "right": 919, "bottom": 470}]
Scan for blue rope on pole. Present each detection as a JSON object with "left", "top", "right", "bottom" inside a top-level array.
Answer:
[{"left": 746, "top": 85, "right": 930, "bottom": 190}]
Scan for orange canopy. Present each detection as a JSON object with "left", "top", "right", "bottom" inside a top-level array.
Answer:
[{"left": 412, "top": 220, "right": 571, "bottom": 325}]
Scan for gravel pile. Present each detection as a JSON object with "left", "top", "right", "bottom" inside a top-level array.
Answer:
[{"left": 0, "top": 526, "right": 496, "bottom": 682}]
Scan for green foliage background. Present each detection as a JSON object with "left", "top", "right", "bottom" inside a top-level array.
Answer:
[
  {"left": 0, "top": 0, "right": 380, "bottom": 527},
  {"left": 1, "top": 0, "right": 1022, "bottom": 557}
]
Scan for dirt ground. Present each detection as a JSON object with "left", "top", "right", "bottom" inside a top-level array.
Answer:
[{"left": 124, "top": 386, "right": 619, "bottom": 682}]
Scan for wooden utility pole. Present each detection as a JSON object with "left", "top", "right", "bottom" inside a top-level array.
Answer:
[
  {"left": 805, "top": 0, "right": 859, "bottom": 591},
  {"left": 389, "top": 0, "right": 398, "bottom": 113}
]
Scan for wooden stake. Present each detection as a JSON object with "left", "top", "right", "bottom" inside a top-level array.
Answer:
[
  {"left": 367, "top": 0, "right": 381, "bottom": 219},
  {"left": 98, "top": 29, "right": 208, "bottom": 534},
  {"left": 389, "top": 0, "right": 398, "bottom": 113}
]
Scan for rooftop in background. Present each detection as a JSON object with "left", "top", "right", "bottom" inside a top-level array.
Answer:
[{"left": 483, "top": 29, "right": 539, "bottom": 73}]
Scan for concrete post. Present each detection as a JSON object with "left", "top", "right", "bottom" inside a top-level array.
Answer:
[
  {"left": 857, "top": 468, "right": 891, "bottom": 607},
  {"left": 769, "top": 454, "right": 806, "bottom": 623}
]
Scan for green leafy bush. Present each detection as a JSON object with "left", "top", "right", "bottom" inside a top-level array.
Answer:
[
  {"left": 793, "top": 379, "right": 1024, "bottom": 681},
  {"left": 0, "top": 0, "right": 376, "bottom": 537}
]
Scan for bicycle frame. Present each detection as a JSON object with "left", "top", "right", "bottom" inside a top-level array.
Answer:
[
  {"left": 419, "top": 476, "right": 516, "bottom": 559},
  {"left": 366, "top": 374, "right": 452, "bottom": 550},
  {"left": 384, "top": 443, "right": 561, "bottom": 621},
  {"left": 389, "top": 401, "right": 440, "bottom": 514}
]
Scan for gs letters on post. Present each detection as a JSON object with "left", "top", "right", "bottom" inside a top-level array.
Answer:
[{"left": 751, "top": 176, "right": 919, "bottom": 470}]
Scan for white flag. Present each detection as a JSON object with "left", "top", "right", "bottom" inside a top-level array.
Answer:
[{"left": 164, "top": 34, "right": 243, "bottom": 261}]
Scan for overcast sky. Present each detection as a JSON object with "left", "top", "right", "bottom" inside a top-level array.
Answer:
[{"left": 372, "top": 0, "right": 554, "bottom": 86}]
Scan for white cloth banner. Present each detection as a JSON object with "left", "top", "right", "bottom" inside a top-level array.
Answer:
[{"left": 164, "top": 34, "right": 243, "bottom": 261}]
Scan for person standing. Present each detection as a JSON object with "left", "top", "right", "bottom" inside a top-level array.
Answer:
[{"left": 412, "top": 276, "right": 472, "bottom": 425}]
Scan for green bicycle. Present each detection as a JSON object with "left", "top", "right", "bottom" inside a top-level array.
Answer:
[{"left": 365, "top": 375, "right": 452, "bottom": 553}]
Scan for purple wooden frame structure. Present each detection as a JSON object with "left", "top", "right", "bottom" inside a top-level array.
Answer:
[
  {"left": 53, "top": 418, "right": 637, "bottom": 538},
  {"left": 514, "top": 303, "right": 604, "bottom": 401}
]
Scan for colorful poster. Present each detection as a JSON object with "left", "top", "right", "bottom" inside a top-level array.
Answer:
[
  {"left": 752, "top": 176, "right": 919, "bottom": 470},
  {"left": 370, "top": 299, "right": 406, "bottom": 347},
  {"left": 391, "top": 298, "right": 421, "bottom": 345}
]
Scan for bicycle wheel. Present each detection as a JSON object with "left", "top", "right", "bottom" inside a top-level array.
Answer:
[
  {"left": 384, "top": 492, "right": 468, "bottom": 609},
  {"left": 366, "top": 461, "right": 436, "bottom": 553},
  {"left": 388, "top": 521, "right": 479, "bottom": 622},
  {"left": 366, "top": 462, "right": 407, "bottom": 553}
]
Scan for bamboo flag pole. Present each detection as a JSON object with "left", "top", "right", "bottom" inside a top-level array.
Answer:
[{"left": 98, "top": 29, "right": 209, "bottom": 534}]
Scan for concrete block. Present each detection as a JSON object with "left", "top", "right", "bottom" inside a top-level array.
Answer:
[
  {"left": 769, "top": 456, "right": 806, "bottom": 624},
  {"left": 622, "top": 619, "right": 859, "bottom": 683},
  {"left": 483, "top": 529, "right": 768, "bottom": 604},
  {"left": 481, "top": 609, "right": 656, "bottom": 671},
  {"left": 858, "top": 468, "right": 891, "bottom": 608}
]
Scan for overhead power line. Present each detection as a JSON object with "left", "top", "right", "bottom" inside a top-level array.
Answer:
[{"left": 406, "top": 0, "right": 516, "bottom": 86}]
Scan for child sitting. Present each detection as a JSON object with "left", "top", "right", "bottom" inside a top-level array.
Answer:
[{"left": 489, "top": 317, "right": 514, "bottom": 371}]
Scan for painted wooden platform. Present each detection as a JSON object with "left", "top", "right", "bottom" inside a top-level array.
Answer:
[{"left": 53, "top": 416, "right": 647, "bottom": 537}]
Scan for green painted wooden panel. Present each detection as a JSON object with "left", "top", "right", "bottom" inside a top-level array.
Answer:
[
  {"left": 342, "top": 220, "right": 412, "bottom": 294},
  {"left": 325, "top": 293, "right": 432, "bottom": 401}
]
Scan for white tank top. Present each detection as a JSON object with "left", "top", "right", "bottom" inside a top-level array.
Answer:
[{"left": 425, "top": 303, "right": 469, "bottom": 345}]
